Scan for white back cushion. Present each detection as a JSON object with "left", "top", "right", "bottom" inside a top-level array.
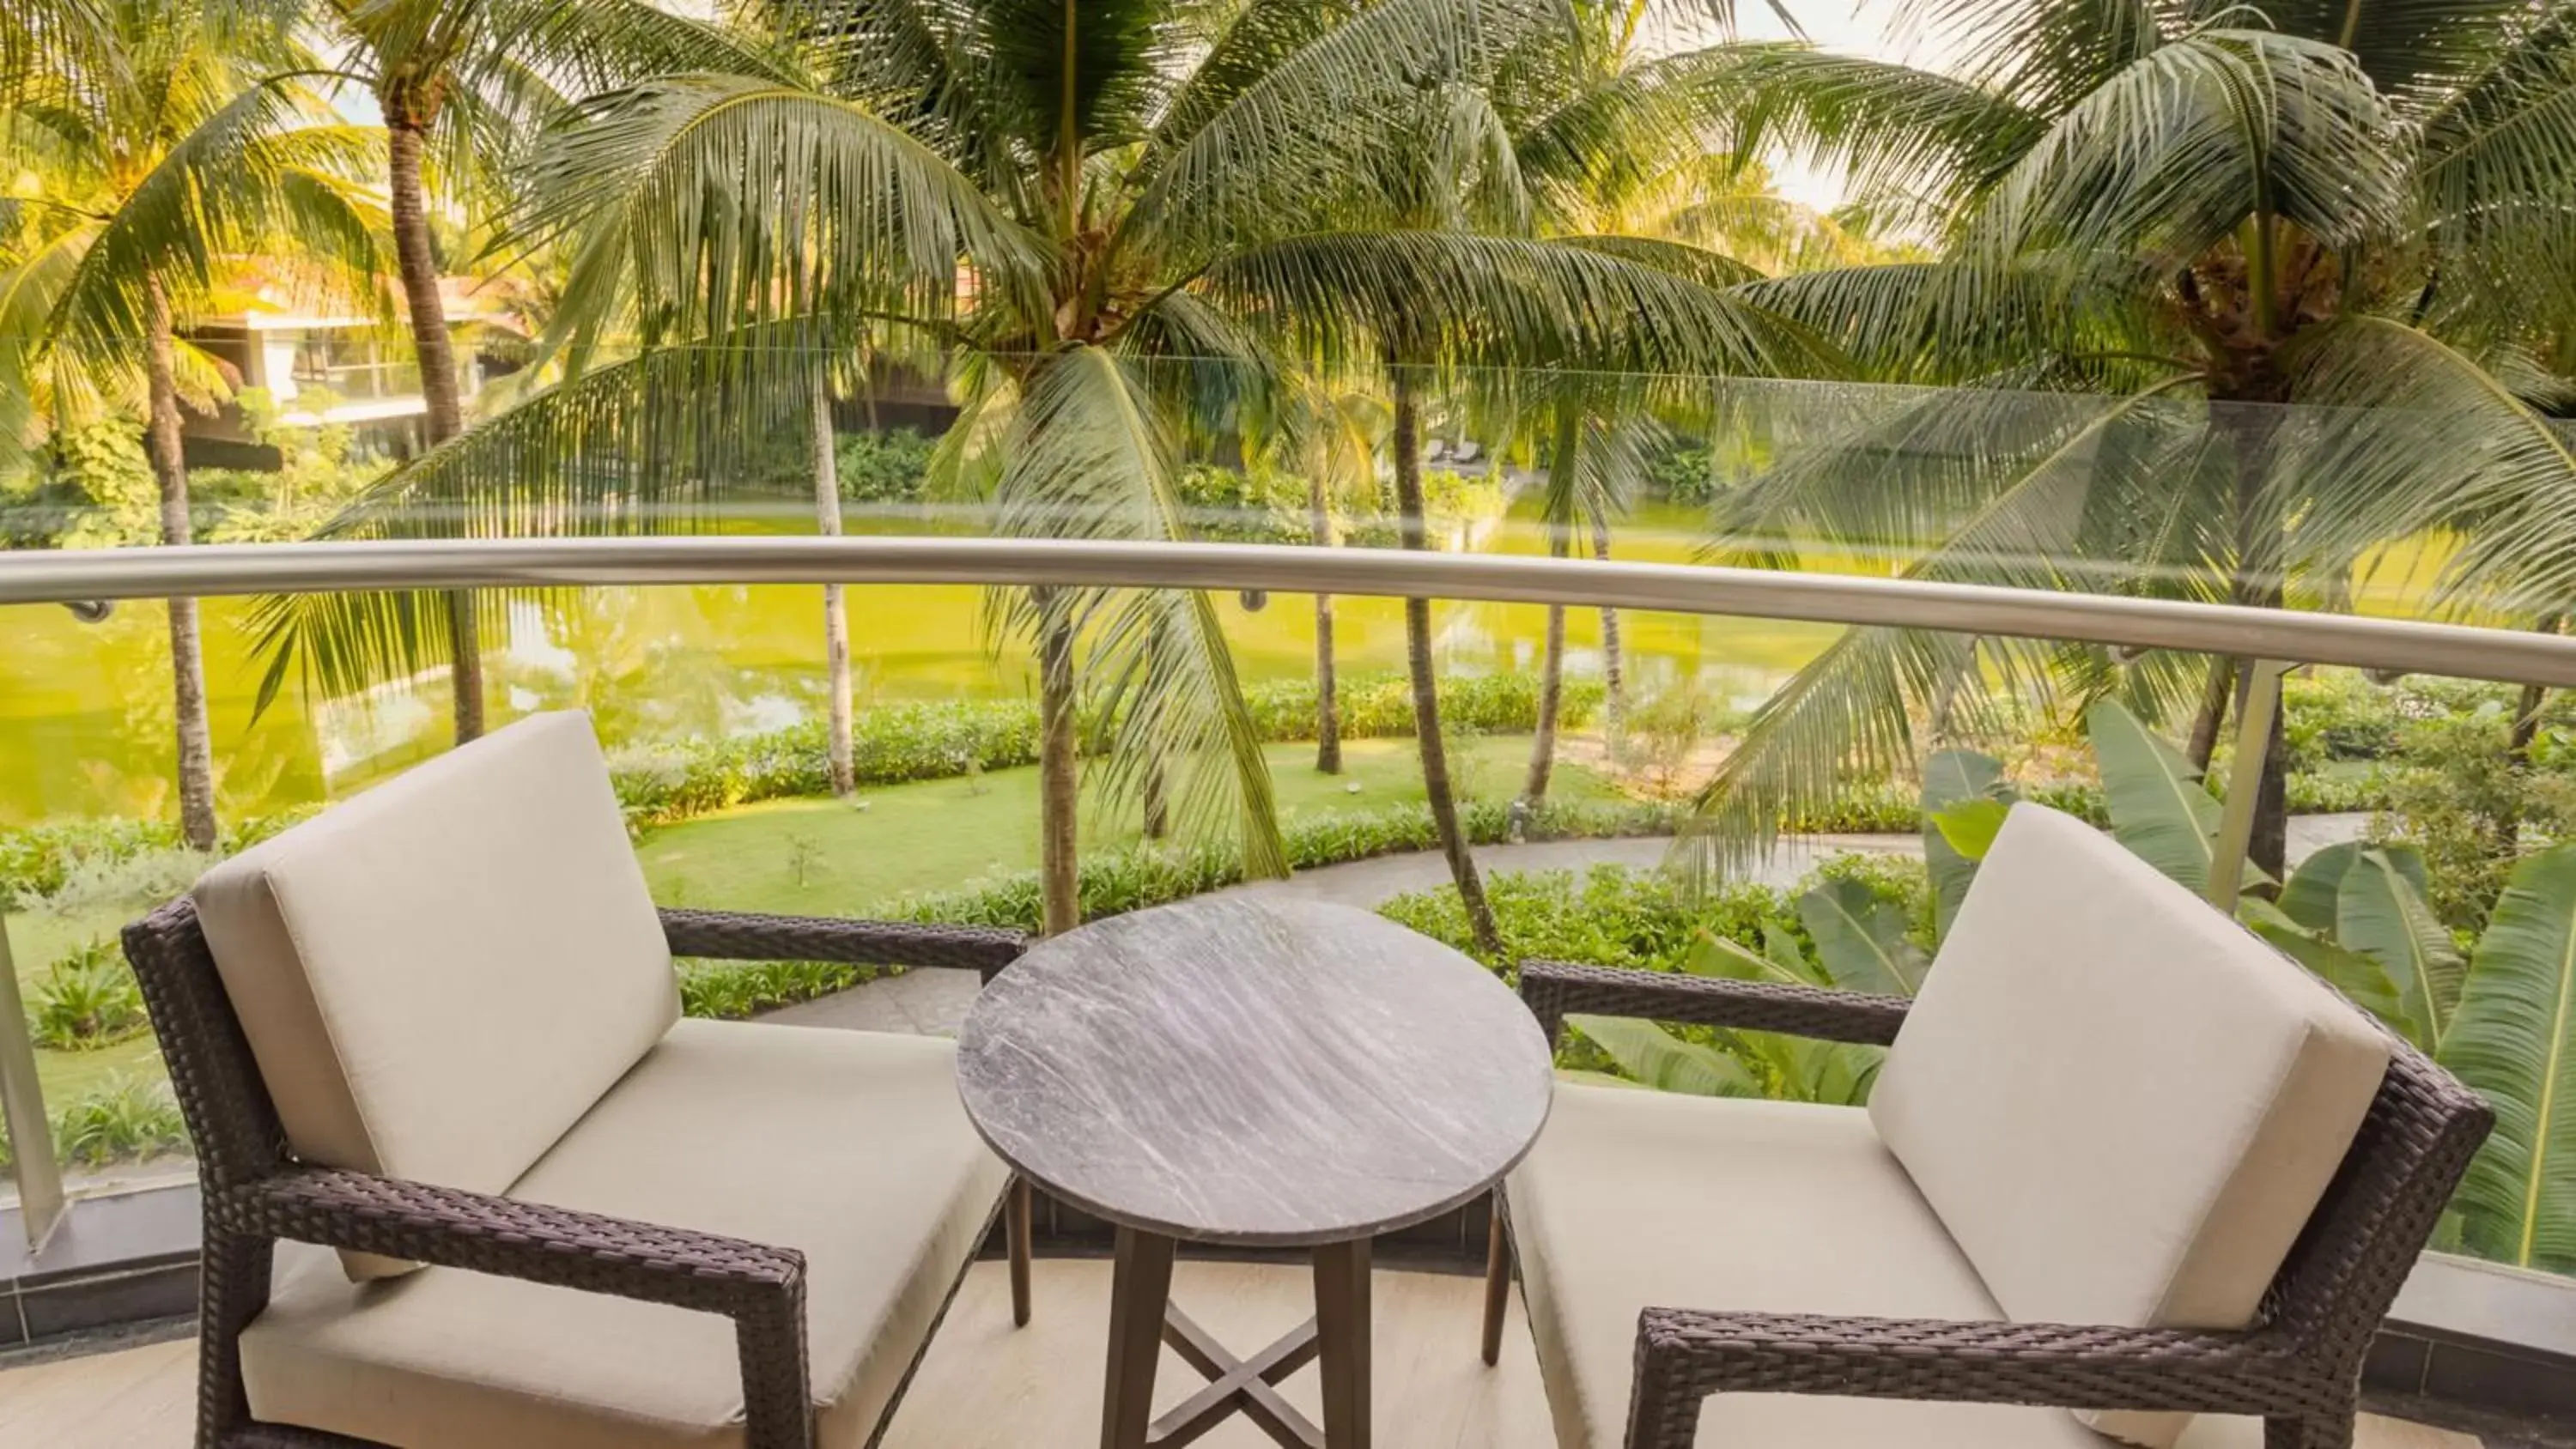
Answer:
[
  {"left": 194, "top": 712, "right": 678, "bottom": 1279},
  {"left": 1868, "top": 803, "right": 2390, "bottom": 1449}
]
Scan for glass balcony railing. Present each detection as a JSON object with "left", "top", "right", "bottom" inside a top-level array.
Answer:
[{"left": 6, "top": 360, "right": 2576, "bottom": 1439}]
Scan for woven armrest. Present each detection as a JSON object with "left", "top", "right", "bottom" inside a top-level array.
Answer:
[
  {"left": 1519, "top": 958, "right": 1909, "bottom": 1051},
  {"left": 218, "top": 1169, "right": 815, "bottom": 1449},
  {"left": 1625, "top": 1307, "right": 2303, "bottom": 1448},
  {"left": 660, "top": 907, "right": 1029, "bottom": 982}
]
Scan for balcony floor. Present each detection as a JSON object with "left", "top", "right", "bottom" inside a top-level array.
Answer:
[{"left": 0, "top": 1256, "right": 2497, "bottom": 1448}]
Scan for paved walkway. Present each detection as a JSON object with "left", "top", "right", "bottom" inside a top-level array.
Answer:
[{"left": 761, "top": 814, "right": 2376, "bottom": 1038}]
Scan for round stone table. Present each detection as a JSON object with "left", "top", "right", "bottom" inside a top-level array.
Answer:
[{"left": 956, "top": 896, "right": 1554, "bottom": 1449}]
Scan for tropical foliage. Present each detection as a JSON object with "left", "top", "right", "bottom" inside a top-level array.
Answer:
[{"left": 1686, "top": 0, "right": 2576, "bottom": 888}]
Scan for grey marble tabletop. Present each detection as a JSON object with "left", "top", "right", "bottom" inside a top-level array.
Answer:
[{"left": 954, "top": 896, "right": 1555, "bottom": 1247}]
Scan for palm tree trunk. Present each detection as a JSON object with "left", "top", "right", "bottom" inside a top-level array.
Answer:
[
  {"left": 1038, "top": 611, "right": 1080, "bottom": 935},
  {"left": 1392, "top": 371, "right": 1502, "bottom": 957},
  {"left": 811, "top": 369, "right": 854, "bottom": 796},
  {"left": 2224, "top": 410, "right": 2289, "bottom": 882},
  {"left": 1595, "top": 514, "right": 1625, "bottom": 765},
  {"left": 386, "top": 112, "right": 483, "bottom": 743},
  {"left": 1524, "top": 408, "right": 1579, "bottom": 805},
  {"left": 1309, "top": 474, "right": 1341, "bottom": 773},
  {"left": 1143, "top": 757, "right": 1169, "bottom": 840},
  {"left": 2185, "top": 654, "right": 2234, "bottom": 773},
  {"left": 143, "top": 276, "right": 217, "bottom": 852}
]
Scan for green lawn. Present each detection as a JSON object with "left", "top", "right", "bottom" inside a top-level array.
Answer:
[{"left": 636, "top": 733, "right": 1618, "bottom": 918}]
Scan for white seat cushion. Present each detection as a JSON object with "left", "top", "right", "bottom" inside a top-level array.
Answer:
[
  {"left": 1869, "top": 803, "right": 2391, "bottom": 1448},
  {"left": 1508, "top": 1083, "right": 2275, "bottom": 1449},
  {"left": 240, "top": 1020, "right": 1011, "bottom": 1448},
  {"left": 194, "top": 712, "right": 679, "bottom": 1280}
]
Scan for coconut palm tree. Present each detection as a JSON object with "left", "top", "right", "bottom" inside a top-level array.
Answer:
[
  {"left": 1254, "top": 375, "right": 1385, "bottom": 775},
  {"left": 252, "top": 0, "right": 1805, "bottom": 938},
  {"left": 304, "top": 0, "right": 787, "bottom": 743},
  {"left": 1675, "top": 3, "right": 2576, "bottom": 882},
  {"left": 0, "top": 0, "right": 385, "bottom": 850}
]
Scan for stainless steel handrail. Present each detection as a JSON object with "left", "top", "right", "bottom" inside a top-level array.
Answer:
[{"left": 7, "top": 536, "right": 2576, "bottom": 686}]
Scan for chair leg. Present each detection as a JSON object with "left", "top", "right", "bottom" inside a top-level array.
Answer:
[
  {"left": 196, "top": 1227, "right": 273, "bottom": 1446},
  {"left": 1480, "top": 1194, "right": 1510, "bottom": 1366},
  {"left": 1007, "top": 1176, "right": 1034, "bottom": 1328}
]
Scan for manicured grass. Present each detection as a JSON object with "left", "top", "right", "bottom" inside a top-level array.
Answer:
[{"left": 636, "top": 733, "right": 1619, "bottom": 918}]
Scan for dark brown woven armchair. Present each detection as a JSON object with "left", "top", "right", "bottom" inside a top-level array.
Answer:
[
  {"left": 1485, "top": 942, "right": 2493, "bottom": 1449},
  {"left": 127, "top": 898, "right": 1030, "bottom": 1449}
]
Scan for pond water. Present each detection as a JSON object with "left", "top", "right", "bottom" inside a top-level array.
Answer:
[{"left": 0, "top": 499, "right": 1851, "bottom": 828}]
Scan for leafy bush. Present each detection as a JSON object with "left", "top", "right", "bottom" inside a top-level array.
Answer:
[
  {"left": 29, "top": 938, "right": 150, "bottom": 1050},
  {"left": 834, "top": 427, "right": 937, "bottom": 503},
  {"left": 677, "top": 959, "right": 887, "bottom": 1019},
  {"left": 48, "top": 1072, "right": 189, "bottom": 1167},
  {"left": 1646, "top": 442, "right": 1720, "bottom": 504},
  {"left": 1241, "top": 671, "right": 1601, "bottom": 743},
  {"left": 608, "top": 702, "right": 1045, "bottom": 829},
  {"left": 2282, "top": 670, "right": 2407, "bottom": 770},
  {"left": 1378, "top": 864, "right": 1808, "bottom": 971},
  {"left": 609, "top": 673, "right": 1602, "bottom": 832},
  {"left": 886, "top": 798, "right": 1677, "bottom": 931},
  {"left": 1175, "top": 464, "right": 1309, "bottom": 543},
  {"left": 2372, "top": 697, "right": 2576, "bottom": 931},
  {"left": 0, "top": 808, "right": 319, "bottom": 909}
]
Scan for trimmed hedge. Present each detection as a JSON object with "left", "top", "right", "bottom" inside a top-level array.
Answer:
[
  {"left": 605, "top": 672, "right": 1601, "bottom": 832},
  {"left": 884, "top": 797, "right": 1679, "bottom": 931}
]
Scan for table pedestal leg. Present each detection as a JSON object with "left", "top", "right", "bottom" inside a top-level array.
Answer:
[
  {"left": 1099, "top": 1231, "right": 1374, "bottom": 1449},
  {"left": 1103, "top": 1227, "right": 1177, "bottom": 1449},
  {"left": 1313, "top": 1237, "right": 1372, "bottom": 1449}
]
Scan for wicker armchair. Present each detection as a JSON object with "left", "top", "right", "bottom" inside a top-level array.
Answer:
[
  {"left": 1483, "top": 806, "right": 2494, "bottom": 1449},
  {"left": 122, "top": 712, "right": 1036, "bottom": 1449}
]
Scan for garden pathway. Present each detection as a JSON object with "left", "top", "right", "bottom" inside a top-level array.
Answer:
[{"left": 762, "top": 814, "right": 2373, "bottom": 1038}]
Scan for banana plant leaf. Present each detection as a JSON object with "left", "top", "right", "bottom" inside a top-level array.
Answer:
[
  {"left": 2439, "top": 844, "right": 2576, "bottom": 1270},
  {"left": 2337, "top": 848, "right": 2464, "bottom": 1053},
  {"left": 1798, "top": 876, "right": 1929, "bottom": 997},
  {"left": 1567, "top": 1015, "right": 1763, "bottom": 1097},
  {"left": 1922, "top": 748, "right": 2014, "bottom": 943},
  {"left": 2239, "top": 897, "right": 2414, "bottom": 1043},
  {"left": 2086, "top": 699, "right": 2266, "bottom": 897},
  {"left": 2279, "top": 840, "right": 2429, "bottom": 934}
]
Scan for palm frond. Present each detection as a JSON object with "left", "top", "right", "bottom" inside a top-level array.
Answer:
[
  {"left": 1195, "top": 227, "right": 1834, "bottom": 377},
  {"left": 47, "top": 79, "right": 386, "bottom": 367},
  {"left": 990, "top": 345, "right": 1285, "bottom": 876},
  {"left": 1682, "top": 380, "right": 2203, "bottom": 876},
  {"left": 1127, "top": 0, "right": 1556, "bottom": 260},
  {"left": 1961, "top": 29, "right": 2406, "bottom": 282},
  {"left": 516, "top": 71, "right": 1040, "bottom": 356},
  {"left": 2283, "top": 315, "right": 2576, "bottom": 621}
]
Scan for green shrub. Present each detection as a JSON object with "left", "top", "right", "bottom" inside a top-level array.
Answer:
[
  {"left": 834, "top": 428, "right": 936, "bottom": 503},
  {"left": 1176, "top": 464, "right": 1309, "bottom": 543},
  {"left": 2282, "top": 670, "right": 2406, "bottom": 770},
  {"left": 1646, "top": 442, "right": 1721, "bottom": 504},
  {"left": 677, "top": 959, "right": 888, "bottom": 1019},
  {"left": 0, "top": 807, "right": 321, "bottom": 910},
  {"left": 885, "top": 798, "right": 1678, "bottom": 931},
  {"left": 48, "top": 1072, "right": 189, "bottom": 1167},
  {"left": 2373, "top": 699, "right": 2576, "bottom": 931},
  {"left": 1242, "top": 672, "right": 1601, "bottom": 743},
  {"left": 1378, "top": 864, "right": 1811, "bottom": 971},
  {"left": 29, "top": 938, "right": 150, "bottom": 1050},
  {"left": 609, "top": 674, "right": 1605, "bottom": 833},
  {"left": 608, "top": 701, "right": 1045, "bottom": 829}
]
